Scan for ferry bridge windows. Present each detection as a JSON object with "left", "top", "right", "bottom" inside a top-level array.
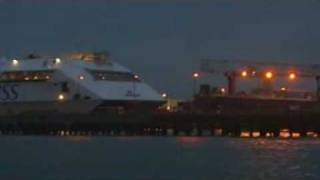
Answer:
[
  {"left": 0, "top": 71, "right": 53, "bottom": 82},
  {"left": 84, "top": 95, "right": 91, "bottom": 100},
  {"left": 72, "top": 93, "right": 91, "bottom": 100},
  {"left": 73, "top": 93, "right": 81, "bottom": 100},
  {"left": 88, "top": 70, "right": 141, "bottom": 82}
]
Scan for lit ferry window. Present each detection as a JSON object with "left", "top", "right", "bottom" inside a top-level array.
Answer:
[
  {"left": 0, "top": 71, "right": 53, "bottom": 82},
  {"left": 88, "top": 70, "right": 141, "bottom": 82}
]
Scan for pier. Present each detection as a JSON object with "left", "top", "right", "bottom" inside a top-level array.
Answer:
[
  {"left": 0, "top": 108, "right": 319, "bottom": 138},
  {"left": 1, "top": 58, "right": 320, "bottom": 138}
]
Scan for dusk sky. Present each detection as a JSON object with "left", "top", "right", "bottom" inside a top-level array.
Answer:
[{"left": 1, "top": 0, "right": 320, "bottom": 98}]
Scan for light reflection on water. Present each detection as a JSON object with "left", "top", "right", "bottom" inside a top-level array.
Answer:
[
  {"left": 176, "top": 136, "right": 208, "bottom": 145},
  {"left": 0, "top": 137, "right": 319, "bottom": 180},
  {"left": 225, "top": 139, "right": 320, "bottom": 180}
]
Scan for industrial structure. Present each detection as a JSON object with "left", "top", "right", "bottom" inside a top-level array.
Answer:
[{"left": 198, "top": 59, "right": 320, "bottom": 101}]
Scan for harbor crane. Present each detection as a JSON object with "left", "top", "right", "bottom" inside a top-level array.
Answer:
[{"left": 199, "top": 59, "right": 320, "bottom": 99}]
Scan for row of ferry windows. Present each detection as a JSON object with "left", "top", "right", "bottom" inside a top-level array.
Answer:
[
  {"left": 0, "top": 70, "right": 140, "bottom": 82},
  {"left": 0, "top": 71, "right": 53, "bottom": 82},
  {"left": 88, "top": 70, "right": 141, "bottom": 82}
]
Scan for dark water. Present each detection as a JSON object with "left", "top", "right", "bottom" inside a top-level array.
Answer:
[{"left": 0, "top": 136, "right": 319, "bottom": 180}]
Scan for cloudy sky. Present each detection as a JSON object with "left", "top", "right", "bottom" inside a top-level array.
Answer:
[{"left": 1, "top": 0, "right": 320, "bottom": 98}]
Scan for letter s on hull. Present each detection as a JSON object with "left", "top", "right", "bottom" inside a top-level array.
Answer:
[{"left": 0, "top": 84, "right": 19, "bottom": 101}]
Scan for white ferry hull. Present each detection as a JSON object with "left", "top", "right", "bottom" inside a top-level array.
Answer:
[
  {"left": 0, "top": 52, "right": 164, "bottom": 115},
  {"left": 0, "top": 100, "right": 101, "bottom": 115}
]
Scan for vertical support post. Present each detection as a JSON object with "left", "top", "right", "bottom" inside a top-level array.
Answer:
[
  {"left": 316, "top": 76, "right": 320, "bottom": 100},
  {"left": 193, "top": 78, "right": 197, "bottom": 97},
  {"left": 226, "top": 72, "right": 236, "bottom": 95},
  {"left": 261, "top": 79, "right": 273, "bottom": 96},
  {"left": 192, "top": 72, "right": 200, "bottom": 97}
]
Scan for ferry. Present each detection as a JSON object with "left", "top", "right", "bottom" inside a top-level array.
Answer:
[{"left": 0, "top": 52, "right": 164, "bottom": 115}]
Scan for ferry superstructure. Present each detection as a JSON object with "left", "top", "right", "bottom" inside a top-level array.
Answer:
[{"left": 0, "top": 52, "right": 164, "bottom": 115}]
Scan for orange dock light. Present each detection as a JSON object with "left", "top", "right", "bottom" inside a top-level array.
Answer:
[
  {"left": 252, "top": 131, "right": 261, "bottom": 138},
  {"left": 279, "top": 129, "right": 290, "bottom": 138},
  {"left": 289, "top": 72, "right": 296, "bottom": 80},
  {"left": 240, "top": 131, "right": 250, "bottom": 138},
  {"left": 241, "top": 70, "right": 248, "bottom": 77},
  {"left": 292, "top": 132, "right": 301, "bottom": 138},
  {"left": 265, "top": 71, "right": 273, "bottom": 79},
  {"left": 58, "top": 94, "right": 65, "bottom": 101},
  {"left": 280, "top": 87, "right": 287, "bottom": 91},
  {"left": 306, "top": 131, "right": 318, "bottom": 138}
]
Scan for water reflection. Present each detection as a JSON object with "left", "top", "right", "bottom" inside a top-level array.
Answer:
[
  {"left": 226, "top": 139, "right": 320, "bottom": 179},
  {"left": 1, "top": 137, "right": 320, "bottom": 179},
  {"left": 65, "top": 136, "right": 91, "bottom": 141},
  {"left": 176, "top": 136, "right": 207, "bottom": 145}
]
